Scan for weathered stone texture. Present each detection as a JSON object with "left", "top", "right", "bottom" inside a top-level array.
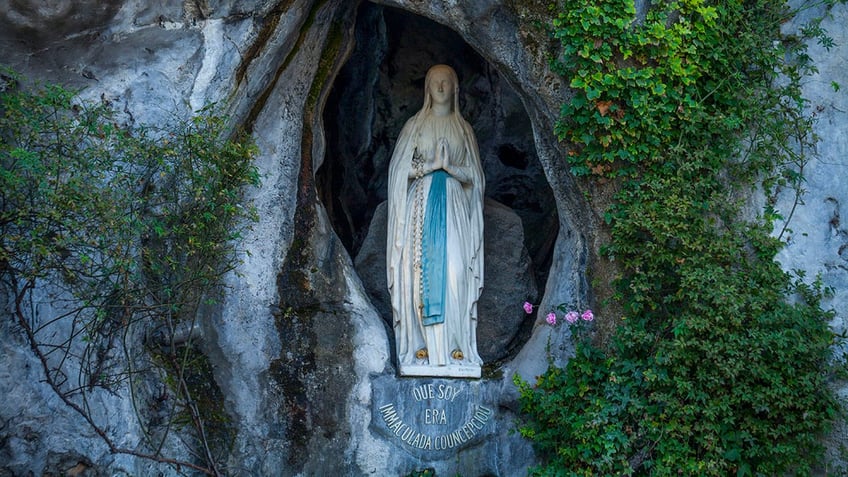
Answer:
[
  {"left": 2, "top": 0, "right": 846, "bottom": 475},
  {"left": 776, "top": 1, "right": 848, "bottom": 468}
]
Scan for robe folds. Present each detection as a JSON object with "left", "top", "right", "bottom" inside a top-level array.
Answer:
[{"left": 386, "top": 105, "right": 484, "bottom": 369}]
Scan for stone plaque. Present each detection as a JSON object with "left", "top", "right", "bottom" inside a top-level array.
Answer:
[{"left": 370, "top": 375, "right": 496, "bottom": 458}]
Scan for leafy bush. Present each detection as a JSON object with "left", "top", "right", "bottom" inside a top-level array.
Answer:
[
  {"left": 0, "top": 70, "right": 259, "bottom": 473},
  {"left": 516, "top": 1, "right": 842, "bottom": 475}
]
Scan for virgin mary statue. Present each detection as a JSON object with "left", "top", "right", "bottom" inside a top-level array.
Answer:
[{"left": 386, "top": 64, "right": 484, "bottom": 378}]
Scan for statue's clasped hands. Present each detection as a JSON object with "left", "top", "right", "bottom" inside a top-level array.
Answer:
[{"left": 433, "top": 137, "right": 450, "bottom": 171}]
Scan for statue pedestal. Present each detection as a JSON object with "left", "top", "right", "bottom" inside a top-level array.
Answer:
[{"left": 400, "top": 364, "right": 481, "bottom": 378}]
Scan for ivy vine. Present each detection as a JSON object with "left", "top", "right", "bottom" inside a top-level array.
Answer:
[{"left": 516, "top": 1, "right": 844, "bottom": 475}]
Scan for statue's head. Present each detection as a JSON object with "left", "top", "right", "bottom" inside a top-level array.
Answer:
[{"left": 423, "top": 64, "right": 460, "bottom": 114}]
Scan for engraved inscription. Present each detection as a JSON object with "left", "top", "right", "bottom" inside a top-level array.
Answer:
[
  {"left": 412, "top": 383, "right": 463, "bottom": 402},
  {"left": 425, "top": 408, "right": 447, "bottom": 424},
  {"left": 374, "top": 380, "right": 495, "bottom": 452},
  {"left": 377, "top": 402, "right": 493, "bottom": 451}
]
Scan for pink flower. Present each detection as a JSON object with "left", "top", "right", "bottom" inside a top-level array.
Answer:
[
  {"left": 565, "top": 311, "right": 579, "bottom": 324},
  {"left": 523, "top": 301, "right": 533, "bottom": 314},
  {"left": 546, "top": 312, "right": 557, "bottom": 326},
  {"left": 581, "top": 309, "right": 594, "bottom": 321}
]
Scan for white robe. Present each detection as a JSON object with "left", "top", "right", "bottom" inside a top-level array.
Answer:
[{"left": 386, "top": 106, "right": 484, "bottom": 369}]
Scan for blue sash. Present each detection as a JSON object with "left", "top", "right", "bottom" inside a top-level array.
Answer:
[{"left": 421, "top": 170, "right": 447, "bottom": 326}]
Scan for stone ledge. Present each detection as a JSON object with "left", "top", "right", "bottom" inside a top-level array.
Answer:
[{"left": 399, "top": 364, "right": 481, "bottom": 378}]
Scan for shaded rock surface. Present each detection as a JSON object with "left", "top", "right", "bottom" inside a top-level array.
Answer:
[
  {"left": 0, "top": 0, "right": 845, "bottom": 476},
  {"left": 775, "top": 1, "right": 848, "bottom": 467}
]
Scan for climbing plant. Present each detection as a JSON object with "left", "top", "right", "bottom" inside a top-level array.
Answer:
[
  {"left": 0, "top": 70, "right": 259, "bottom": 475},
  {"left": 516, "top": 1, "right": 844, "bottom": 475}
]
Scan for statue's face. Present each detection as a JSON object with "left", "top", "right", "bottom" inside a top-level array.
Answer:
[{"left": 428, "top": 68, "right": 454, "bottom": 108}]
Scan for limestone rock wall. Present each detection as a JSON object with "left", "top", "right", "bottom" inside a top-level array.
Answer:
[
  {"left": 776, "top": 2, "right": 848, "bottom": 466},
  {"left": 0, "top": 0, "right": 377, "bottom": 474},
  {"left": 1, "top": 0, "right": 846, "bottom": 475}
]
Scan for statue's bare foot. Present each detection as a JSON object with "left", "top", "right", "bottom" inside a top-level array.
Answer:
[{"left": 416, "top": 348, "right": 428, "bottom": 359}]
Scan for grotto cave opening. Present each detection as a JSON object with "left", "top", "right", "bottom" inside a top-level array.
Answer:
[{"left": 317, "top": 2, "right": 558, "bottom": 362}]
